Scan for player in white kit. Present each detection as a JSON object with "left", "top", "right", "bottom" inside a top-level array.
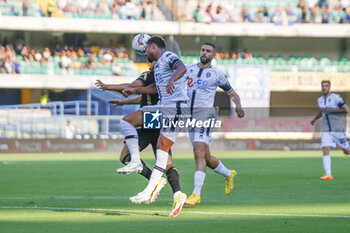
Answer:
[
  {"left": 121, "top": 36, "right": 188, "bottom": 217},
  {"left": 183, "top": 43, "right": 245, "bottom": 206},
  {"left": 311, "top": 80, "right": 350, "bottom": 180}
]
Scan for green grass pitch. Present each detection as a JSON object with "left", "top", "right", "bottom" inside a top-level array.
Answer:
[{"left": 0, "top": 151, "right": 350, "bottom": 233}]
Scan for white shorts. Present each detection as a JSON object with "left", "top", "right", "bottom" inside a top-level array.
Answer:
[
  {"left": 321, "top": 132, "right": 349, "bottom": 149},
  {"left": 188, "top": 108, "right": 216, "bottom": 145},
  {"left": 141, "top": 102, "right": 188, "bottom": 142}
]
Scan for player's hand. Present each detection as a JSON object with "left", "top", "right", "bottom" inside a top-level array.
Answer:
[
  {"left": 95, "top": 79, "right": 107, "bottom": 91},
  {"left": 235, "top": 107, "right": 245, "bottom": 118},
  {"left": 122, "top": 88, "right": 136, "bottom": 97},
  {"left": 166, "top": 80, "right": 175, "bottom": 94},
  {"left": 311, "top": 119, "right": 316, "bottom": 125},
  {"left": 108, "top": 99, "right": 125, "bottom": 106}
]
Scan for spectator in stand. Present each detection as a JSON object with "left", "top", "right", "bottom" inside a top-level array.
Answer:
[
  {"left": 256, "top": 5, "right": 264, "bottom": 23},
  {"left": 321, "top": 5, "right": 330, "bottom": 23},
  {"left": 193, "top": 4, "right": 203, "bottom": 22},
  {"left": 103, "top": 49, "right": 114, "bottom": 64},
  {"left": 42, "top": 48, "right": 52, "bottom": 62},
  {"left": 47, "top": 0, "right": 56, "bottom": 17},
  {"left": 112, "top": 57, "right": 121, "bottom": 76},
  {"left": 213, "top": 5, "right": 229, "bottom": 22},
  {"left": 203, "top": 4, "right": 214, "bottom": 23},
  {"left": 346, "top": 7, "right": 350, "bottom": 23},
  {"left": 263, "top": 5, "right": 271, "bottom": 23},
  {"left": 23, "top": 0, "right": 29, "bottom": 16},
  {"left": 298, "top": 0, "right": 308, "bottom": 23},
  {"left": 60, "top": 50, "right": 71, "bottom": 74},
  {"left": 115, "top": 44, "right": 127, "bottom": 58},
  {"left": 34, "top": 50, "right": 42, "bottom": 62},
  {"left": 331, "top": 5, "right": 346, "bottom": 23},
  {"left": 90, "top": 42, "right": 100, "bottom": 54},
  {"left": 241, "top": 4, "right": 251, "bottom": 22},
  {"left": 310, "top": 4, "right": 321, "bottom": 23}
]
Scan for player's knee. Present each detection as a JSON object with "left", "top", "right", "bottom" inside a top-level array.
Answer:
[
  {"left": 322, "top": 147, "right": 330, "bottom": 155},
  {"left": 193, "top": 147, "right": 205, "bottom": 160},
  {"left": 344, "top": 149, "right": 350, "bottom": 155}
]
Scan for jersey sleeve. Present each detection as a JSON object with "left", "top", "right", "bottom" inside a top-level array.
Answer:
[
  {"left": 135, "top": 72, "right": 148, "bottom": 86},
  {"left": 217, "top": 71, "right": 233, "bottom": 93},
  {"left": 166, "top": 52, "right": 181, "bottom": 69},
  {"left": 336, "top": 95, "right": 346, "bottom": 108}
]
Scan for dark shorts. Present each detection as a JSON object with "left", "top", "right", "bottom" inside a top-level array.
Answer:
[{"left": 136, "top": 128, "right": 172, "bottom": 157}]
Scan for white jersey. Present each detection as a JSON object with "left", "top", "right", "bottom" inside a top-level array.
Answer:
[
  {"left": 317, "top": 93, "right": 347, "bottom": 132},
  {"left": 154, "top": 51, "right": 188, "bottom": 105},
  {"left": 185, "top": 63, "right": 233, "bottom": 109}
]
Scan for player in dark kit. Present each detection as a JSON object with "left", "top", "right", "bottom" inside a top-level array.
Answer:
[{"left": 95, "top": 67, "right": 181, "bottom": 201}]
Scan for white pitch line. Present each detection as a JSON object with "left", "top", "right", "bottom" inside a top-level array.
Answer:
[{"left": 1, "top": 206, "right": 350, "bottom": 219}]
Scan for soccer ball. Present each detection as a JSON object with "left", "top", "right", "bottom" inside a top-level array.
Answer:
[{"left": 132, "top": 33, "right": 151, "bottom": 55}]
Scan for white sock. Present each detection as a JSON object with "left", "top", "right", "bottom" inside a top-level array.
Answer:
[
  {"left": 213, "top": 160, "right": 231, "bottom": 178},
  {"left": 323, "top": 155, "right": 331, "bottom": 175},
  {"left": 192, "top": 170, "right": 206, "bottom": 197},
  {"left": 173, "top": 191, "right": 181, "bottom": 199},
  {"left": 120, "top": 119, "right": 140, "bottom": 163},
  {"left": 143, "top": 149, "right": 168, "bottom": 195}
]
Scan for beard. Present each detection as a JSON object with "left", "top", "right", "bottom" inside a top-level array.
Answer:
[
  {"left": 147, "top": 55, "right": 154, "bottom": 63},
  {"left": 201, "top": 56, "right": 212, "bottom": 65}
]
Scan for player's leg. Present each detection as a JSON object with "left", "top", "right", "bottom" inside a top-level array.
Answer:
[
  {"left": 185, "top": 141, "right": 206, "bottom": 206},
  {"left": 336, "top": 132, "right": 350, "bottom": 155},
  {"left": 320, "top": 147, "right": 333, "bottom": 180},
  {"left": 117, "top": 110, "right": 143, "bottom": 174},
  {"left": 119, "top": 129, "right": 153, "bottom": 179},
  {"left": 165, "top": 153, "right": 182, "bottom": 195},
  {"left": 129, "top": 134, "right": 174, "bottom": 203},
  {"left": 320, "top": 132, "right": 334, "bottom": 180},
  {"left": 149, "top": 131, "right": 181, "bottom": 197},
  {"left": 130, "top": 103, "right": 187, "bottom": 217},
  {"left": 205, "top": 146, "right": 237, "bottom": 195}
]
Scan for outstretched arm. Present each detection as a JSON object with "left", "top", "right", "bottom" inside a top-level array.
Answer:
[
  {"left": 122, "top": 83, "right": 157, "bottom": 97},
  {"left": 108, "top": 96, "right": 142, "bottom": 106},
  {"left": 95, "top": 79, "right": 144, "bottom": 93},
  {"left": 228, "top": 89, "right": 245, "bottom": 118},
  {"left": 311, "top": 111, "right": 322, "bottom": 125}
]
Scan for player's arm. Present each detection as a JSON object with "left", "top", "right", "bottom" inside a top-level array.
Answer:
[
  {"left": 95, "top": 79, "right": 144, "bottom": 93},
  {"left": 323, "top": 105, "right": 349, "bottom": 114},
  {"left": 311, "top": 111, "right": 322, "bottom": 125},
  {"left": 108, "top": 95, "right": 141, "bottom": 106},
  {"left": 228, "top": 89, "right": 245, "bottom": 118},
  {"left": 122, "top": 83, "right": 157, "bottom": 97},
  {"left": 166, "top": 61, "right": 187, "bottom": 94}
]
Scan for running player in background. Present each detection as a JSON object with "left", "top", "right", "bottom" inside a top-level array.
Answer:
[
  {"left": 94, "top": 63, "right": 182, "bottom": 202},
  {"left": 311, "top": 80, "right": 350, "bottom": 181},
  {"left": 184, "top": 43, "right": 245, "bottom": 206},
  {"left": 121, "top": 36, "right": 188, "bottom": 217}
]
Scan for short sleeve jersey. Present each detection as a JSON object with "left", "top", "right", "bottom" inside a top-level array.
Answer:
[
  {"left": 184, "top": 63, "right": 233, "bottom": 109},
  {"left": 317, "top": 93, "right": 347, "bottom": 132},
  {"left": 154, "top": 51, "right": 188, "bottom": 105}
]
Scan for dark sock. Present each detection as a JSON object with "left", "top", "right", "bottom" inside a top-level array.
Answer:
[
  {"left": 121, "top": 154, "right": 152, "bottom": 180},
  {"left": 166, "top": 165, "right": 181, "bottom": 194}
]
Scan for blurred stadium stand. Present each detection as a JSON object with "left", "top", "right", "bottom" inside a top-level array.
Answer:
[{"left": 0, "top": 0, "right": 349, "bottom": 140}]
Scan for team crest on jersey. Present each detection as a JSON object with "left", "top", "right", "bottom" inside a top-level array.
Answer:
[{"left": 206, "top": 72, "right": 212, "bottom": 78}]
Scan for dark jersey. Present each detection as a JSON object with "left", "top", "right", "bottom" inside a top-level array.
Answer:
[{"left": 136, "top": 71, "right": 159, "bottom": 107}]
